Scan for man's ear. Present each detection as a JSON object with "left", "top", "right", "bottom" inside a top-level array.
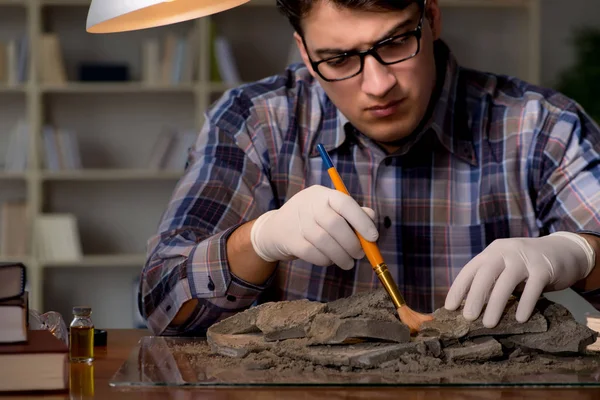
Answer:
[
  {"left": 293, "top": 32, "right": 318, "bottom": 79},
  {"left": 426, "top": 0, "right": 442, "bottom": 40}
]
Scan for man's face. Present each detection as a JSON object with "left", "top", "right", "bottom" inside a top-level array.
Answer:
[{"left": 295, "top": 1, "right": 441, "bottom": 152}]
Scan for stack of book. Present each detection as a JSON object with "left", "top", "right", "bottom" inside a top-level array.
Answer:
[{"left": 0, "top": 263, "right": 68, "bottom": 392}]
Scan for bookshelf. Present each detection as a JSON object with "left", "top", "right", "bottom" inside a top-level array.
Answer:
[{"left": 0, "top": 0, "right": 541, "bottom": 328}]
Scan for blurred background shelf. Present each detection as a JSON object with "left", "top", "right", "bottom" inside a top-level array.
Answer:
[
  {"left": 0, "top": 172, "right": 27, "bottom": 180},
  {"left": 40, "top": 253, "right": 146, "bottom": 268},
  {"left": 40, "top": 82, "right": 199, "bottom": 94},
  {"left": 0, "top": 0, "right": 25, "bottom": 5},
  {"left": 41, "top": 169, "right": 184, "bottom": 181},
  {"left": 0, "top": 84, "right": 27, "bottom": 92}
]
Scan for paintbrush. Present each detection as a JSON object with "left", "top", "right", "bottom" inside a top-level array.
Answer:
[{"left": 316, "top": 143, "right": 433, "bottom": 334}]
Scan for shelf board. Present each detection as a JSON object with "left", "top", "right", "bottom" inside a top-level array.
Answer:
[
  {"left": 40, "top": 82, "right": 198, "bottom": 94},
  {"left": 38, "top": 0, "right": 90, "bottom": 5},
  {"left": 208, "top": 81, "right": 255, "bottom": 93},
  {"left": 41, "top": 169, "right": 184, "bottom": 181},
  {"left": 208, "top": 82, "right": 236, "bottom": 93},
  {"left": 0, "top": 84, "right": 27, "bottom": 93},
  {"left": 0, "top": 171, "right": 27, "bottom": 180},
  {"left": 0, "top": 255, "right": 30, "bottom": 264},
  {"left": 40, "top": 254, "right": 146, "bottom": 268},
  {"left": 0, "top": 0, "right": 26, "bottom": 5}
]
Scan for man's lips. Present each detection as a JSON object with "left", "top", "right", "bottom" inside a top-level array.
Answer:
[
  {"left": 365, "top": 99, "right": 405, "bottom": 117},
  {"left": 366, "top": 99, "right": 404, "bottom": 111}
]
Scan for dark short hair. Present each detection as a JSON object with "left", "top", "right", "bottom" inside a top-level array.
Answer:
[{"left": 276, "top": 0, "right": 420, "bottom": 36}]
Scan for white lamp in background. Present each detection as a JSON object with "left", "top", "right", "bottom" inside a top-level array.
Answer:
[{"left": 86, "top": 0, "right": 251, "bottom": 34}]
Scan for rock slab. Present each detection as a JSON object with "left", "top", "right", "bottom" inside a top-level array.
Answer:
[{"left": 207, "top": 289, "right": 598, "bottom": 369}]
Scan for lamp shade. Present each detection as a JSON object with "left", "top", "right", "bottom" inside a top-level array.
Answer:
[{"left": 86, "top": 0, "right": 251, "bottom": 33}]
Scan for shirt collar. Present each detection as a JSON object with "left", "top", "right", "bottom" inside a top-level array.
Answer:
[
  {"left": 308, "top": 90, "right": 351, "bottom": 157},
  {"left": 426, "top": 40, "right": 477, "bottom": 166},
  {"left": 309, "top": 40, "right": 477, "bottom": 166}
]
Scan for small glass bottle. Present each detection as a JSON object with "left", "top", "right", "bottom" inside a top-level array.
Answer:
[
  {"left": 69, "top": 360, "right": 94, "bottom": 399},
  {"left": 69, "top": 306, "right": 94, "bottom": 363}
]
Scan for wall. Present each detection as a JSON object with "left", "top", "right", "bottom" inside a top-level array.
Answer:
[{"left": 540, "top": 0, "right": 600, "bottom": 87}]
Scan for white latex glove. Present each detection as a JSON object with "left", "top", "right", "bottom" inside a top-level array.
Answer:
[
  {"left": 250, "top": 185, "right": 378, "bottom": 270},
  {"left": 445, "top": 231, "right": 595, "bottom": 328}
]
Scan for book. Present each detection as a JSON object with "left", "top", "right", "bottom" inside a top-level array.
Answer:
[
  {"left": 141, "top": 38, "right": 160, "bottom": 85},
  {"left": 0, "top": 291, "right": 28, "bottom": 343},
  {"left": 0, "top": 329, "right": 68, "bottom": 392},
  {"left": 1, "top": 200, "right": 28, "bottom": 256},
  {"left": 0, "top": 262, "right": 26, "bottom": 301},
  {"left": 5, "top": 39, "right": 17, "bottom": 85},
  {"left": 214, "top": 35, "right": 241, "bottom": 85},
  {"left": 35, "top": 214, "right": 82, "bottom": 262},
  {"left": 39, "top": 33, "right": 67, "bottom": 84}
]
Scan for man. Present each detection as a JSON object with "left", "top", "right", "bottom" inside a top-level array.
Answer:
[{"left": 140, "top": 0, "right": 600, "bottom": 336}]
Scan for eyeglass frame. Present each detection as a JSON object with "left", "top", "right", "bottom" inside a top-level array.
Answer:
[{"left": 302, "top": 0, "right": 427, "bottom": 82}]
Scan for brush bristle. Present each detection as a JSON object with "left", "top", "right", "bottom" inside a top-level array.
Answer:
[{"left": 397, "top": 306, "right": 434, "bottom": 334}]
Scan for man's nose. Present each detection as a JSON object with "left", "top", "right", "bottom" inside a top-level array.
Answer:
[{"left": 360, "top": 55, "right": 397, "bottom": 98}]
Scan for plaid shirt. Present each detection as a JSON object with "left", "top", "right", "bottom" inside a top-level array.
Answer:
[{"left": 140, "top": 41, "right": 600, "bottom": 335}]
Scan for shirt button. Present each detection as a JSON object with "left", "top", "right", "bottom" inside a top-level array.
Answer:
[{"left": 384, "top": 216, "right": 392, "bottom": 228}]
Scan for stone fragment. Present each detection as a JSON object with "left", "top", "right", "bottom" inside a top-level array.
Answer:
[
  {"left": 419, "top": 297, "right": 547, "bottom": 340},
  {"left": 281, "top": 342, "right": 424, "bottom": 368},
  {"left": 255, "top": 300, "right": 327, "bottom": 341},
  {"left": 207, "top": 306, "right": 266, "bottom": 357},
  {"left": 467, "top": 299, "right": 547, "bottom": 338},
  {"left": 419, "top": 310, "right": 470, "bottom": 340},
  {"left": 207, "top": 332, "right": 273, "bottom": 358},
  {"left": 443, "top": 337, "right": 503, "bottom": 363},
  {"left": 327, "top": 288, "right": 396, "bottom": 319},
  {"left": 508, "top": 348, "right": 531, "bottom": 363},
  {"left": 349, "top": 342, "right": 426, "bottom": 368},
  {"left": 308, "top": 313, "right": 410, "bottom": 345},
  {"left": 208, "top": 306, "right": 260, "bottom": 335},
  {"left": 414, "top": 336, "right": 442, "bottom": 357},
  {"left": 503, "top": 300, "right": 597, "bottom": 354}
]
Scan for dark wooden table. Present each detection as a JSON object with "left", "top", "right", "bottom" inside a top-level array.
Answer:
[{"left": 5, "top": 329, "right": 600, "bottom": 399}]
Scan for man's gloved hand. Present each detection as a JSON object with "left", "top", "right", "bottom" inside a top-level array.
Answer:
[
  {"left": 444, "top": 232, "right": 595, "bottom": 328},
  {"left": 250, "top": 185, "right": 378, "bottom": 270}
]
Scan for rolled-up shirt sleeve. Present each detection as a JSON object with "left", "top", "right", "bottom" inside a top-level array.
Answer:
[
  {"left": 533, "top": 99, "right": 600, "bottom": 303},
  {"left": 139, "top": 91, "right": 277, "bottom": 335}
]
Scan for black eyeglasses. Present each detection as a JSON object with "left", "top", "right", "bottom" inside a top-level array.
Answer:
[{"left": 304, "top": 0, "right": 426, "bottom": 82}]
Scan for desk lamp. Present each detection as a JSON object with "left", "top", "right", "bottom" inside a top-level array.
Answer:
[{"left": 86, "top": 0, "right": 251, "bottom": 33}]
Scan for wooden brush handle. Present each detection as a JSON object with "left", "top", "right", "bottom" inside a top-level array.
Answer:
[{"left": 326, "top": 167, "right": 385, "bottom": 267}]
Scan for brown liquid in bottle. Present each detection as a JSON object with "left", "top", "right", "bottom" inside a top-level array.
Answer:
[
  {"left": 70, "top": 326, "right": 94, "bottom": 362},
  {"left": 69, "top": 361, "right": 94, "bottom": 397}
]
